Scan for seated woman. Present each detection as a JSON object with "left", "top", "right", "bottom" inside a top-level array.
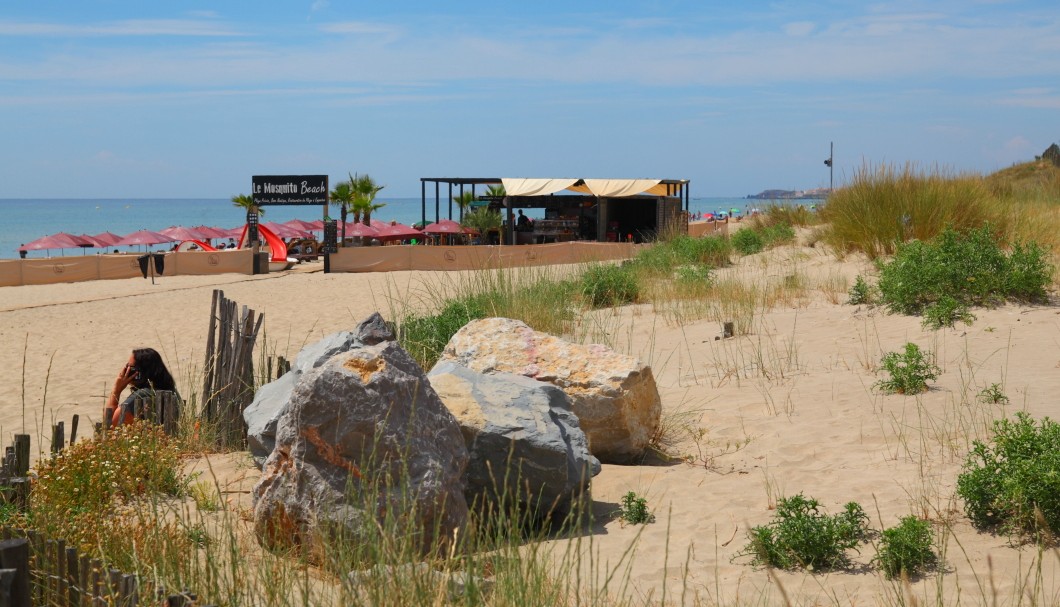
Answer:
[{"left": 107, "top": 347, "right": 181, "bottom": 428}]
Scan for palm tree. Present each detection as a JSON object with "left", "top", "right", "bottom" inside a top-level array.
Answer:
[
  {"left": 352, "top": 174, "right": 384, "bottom": 225},
  {"left": 231, "top": 194, "right": 261, "bottom": 242},
  {"left": 453, "top": 191, "right": 476, "bottom": 221},
  {"left": 484, "top": 184, "right": 506, "bottom": 198},
  {"left": 330, "top": 181, "right": 354, "bottom": 246},
  {"left": 363, "top": 201, "right": 387, "bottom": 227},
  {"left": 461, "top": 208, "right": 502, "bottom": 244}
]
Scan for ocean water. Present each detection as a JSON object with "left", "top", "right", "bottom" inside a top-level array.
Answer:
[{"left": 0, "top": 197, "right": 809, "bottom": 259}]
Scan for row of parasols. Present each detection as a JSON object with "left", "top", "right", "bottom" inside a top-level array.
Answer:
[{"left": 17, "top": 218, "right": 474, "bottom": 253}]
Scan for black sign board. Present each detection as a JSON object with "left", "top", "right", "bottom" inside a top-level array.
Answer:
[
  {"left": 252, "top": 175, "right": 329, "bottom": 206},
  {"left": 323, "top": 219, "right": 338, "bottom": 254}
]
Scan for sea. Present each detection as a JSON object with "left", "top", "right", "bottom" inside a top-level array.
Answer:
[{"left": 0, "top": 197, "right": 816, "bottom": 260}]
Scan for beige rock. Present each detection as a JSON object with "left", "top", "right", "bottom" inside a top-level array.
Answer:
[{"left": 438, "top": 318, "right": 661, "bottom": 462}]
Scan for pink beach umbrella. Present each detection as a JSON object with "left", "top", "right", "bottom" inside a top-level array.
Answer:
[
  {"left": 159, "top": 226, "right": 209, "bottom": 242},
  {"left": 284, "top": 218, "right": 319, "bottom": 232},
  {"left": 20, "top": 232, "right": 93, "bottom": 251},
  {"left": 261, "top": 221, "right": 309, "bottom": 239},
  {"left": 76, "top": 234, "right": 109, "bottom": 248},
  {"left": 192, "top": 225, "right": 228, "bottom": 240},
  {"left": 375, "top": 222, "right": 422, "bottom": 240},
  {"left": 421, "top": 219, "right": 465, "bottom": 234},
  {"left": 115, "top": 229, "right": 173, "bottom": 247},
  {"left": 91, "top": 232, "right": 123, "bottom": 247},
  {"left": 341, "top": 222, "right": 379, "bottom": 238}
]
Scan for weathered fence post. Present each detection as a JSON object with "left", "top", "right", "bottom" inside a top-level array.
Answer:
[
  {"left": 200, "top": 290, "right": 264, "bottom": 448},
  {"left": 0, "top": 538, "right": 31, "bottom": 607}
]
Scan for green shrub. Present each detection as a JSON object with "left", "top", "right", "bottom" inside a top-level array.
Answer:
[
  {"left": 876, "top": 226, "right": 1053, "bottom": 325},
  {"left": 618, "top": 491, "right": 654, "bottom": 525},
  {"left": 740, "top": 494, "right": 869, "bottom": 571},
  {"left": 874, "top": 516, "right": 937, "bottom": 579},
  {"left": 956, "top": 412, "right": 1060, "bottom": 541},
  {"left": 30, "top": 422, "right": 187, "bottom": 551},
  {"left": 875, "top": 343, "right": 940, "bottom": 395},
  {"left": 400, "top": 295, "right": 490, "bottom": 369},
  {"left": 580, "top": 264, "right": 639, "bottom": 308},
  {"left": 977, "top": 383, "right": 1009, "bottom": 405},
  {"left": 921, "top": 295, "right": 975, "bottom": 330},
  {"left": 636, "top": 235, "right": 730, "bottom": 272},
  {"left": 761, "top": 222, "right": 796, "bottom": 247},
  {"left": 847, "top": 275, "right": 875, "bottom": 305},
  {"left": 731, "top": 228, "right": 765, "bottom": 255}
]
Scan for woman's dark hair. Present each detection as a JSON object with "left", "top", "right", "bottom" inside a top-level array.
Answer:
[{"left": 132, "top": 347, "right": 176, "bottom": 392}]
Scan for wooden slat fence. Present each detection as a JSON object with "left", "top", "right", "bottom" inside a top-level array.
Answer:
[
  {"left": 0, "top": 433, "right": 214, "bottom": 607},
  {"left": 199, "top": 289, "right": 263, "bottom": 449}
]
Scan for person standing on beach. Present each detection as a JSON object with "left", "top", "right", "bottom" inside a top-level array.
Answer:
[{"left": 107, "top": 348, "right": 179, "bottom": 427}]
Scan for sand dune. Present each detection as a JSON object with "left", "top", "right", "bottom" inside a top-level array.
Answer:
[{"left": 1, "top": 245, "right": 1057, "bottom": 605}]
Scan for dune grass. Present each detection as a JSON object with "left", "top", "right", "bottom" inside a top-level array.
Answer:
[{"left": 820, "top": 162, "right": 1060, "bottom": 259}]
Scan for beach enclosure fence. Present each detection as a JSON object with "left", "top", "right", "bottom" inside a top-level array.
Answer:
[{"left": 0, "top": 250, "right": 254, "bottom": 287}]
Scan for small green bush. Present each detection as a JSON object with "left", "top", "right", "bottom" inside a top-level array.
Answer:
[
  {"left": 876, "top": 226, "right": 1053, "bottom": 324},
  {"left": 400, "top": 295, "right": 490, "bottom": 369},
  {"left": 956, "top": 412, "right": 1060, "bottom": 541},
  {"left": 875, "top": 343, "right": 940, "bottom": 395},
  {"left": 634, "top": 235, "right": 730, "bottom": 273},
  {"left": 741, "top": 494, "right": 869, "bottom": 571},
  {"left": 761, "top": 222, "right": 796, "bottom": 246},
  {"left": 580, "top": 264, "right": 639, "bottom": 308},
  {"left": 977, "top": 383, "right": 1009, "bottom": 405},
  {"left": 731, "top": 228, "right": 765, "bottom": 255},
  {"left": 618, "top": 491, "right": 654, "bottom": 525},
  {"left": 847, "top": 275, "right": 875, "bottom": 305},
  {"left": 874, "top": 516, "right": 937, "bottom": 579},
  {"left": 922, "top": 295, "right": 975, "bottom": 330}
]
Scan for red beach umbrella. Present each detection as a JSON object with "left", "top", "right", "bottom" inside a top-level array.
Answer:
[
  {"left": 20, "top": 232, "right": 93, "bottom": 251},
  {"left": 115, "top": 229, "right": 173, "bottom": 246},
  {"left": 341, "top": 222, "right": 379, "bottom": 238},
  {"left": 76, "top": 234, "right": 109, "bottom": 248},
  {"left": 421, "top": 220, "right": 464, "bottom": 234},
  {"left": 159, "top": 226, "right": 209, "bottom": 241},
  {"left": 91, "top": 232, "right": 123, "bottom": 247},
  {"left": 307, "top": 220, "right": 325, "bottom": 231},
  {"left": 375, "top": 222, "right": 422, "bottom": 240},
  {"left": 192, "top": 225, "right": 228, "bottom": 239},
  {"left": 261, "top": 221, "right": 309, "bottom": 239},
  {"left": 284, "top": 219, "right": 319, "bottom": 232}
]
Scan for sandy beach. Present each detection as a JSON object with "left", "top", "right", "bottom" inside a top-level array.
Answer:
[{"left": 1, "top": 243, "right": 1058, "bottom": 605}]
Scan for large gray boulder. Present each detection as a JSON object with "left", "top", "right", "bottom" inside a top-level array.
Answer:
[
  {"left": 437, "top": 318, "right": 662, "bottom": 463},
  {"left": 245, "top": 312, "right": 394, "bottom": 464},
  {"left": 428, "top": 361, "right": 600, "bottom": 518},
  {"left": 252, "top": 339, "right": 469, "bottom": 560}
]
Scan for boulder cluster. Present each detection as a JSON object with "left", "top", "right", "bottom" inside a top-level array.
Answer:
[{"left": 245, "top": 313, "right": 661, "bottom": 560}]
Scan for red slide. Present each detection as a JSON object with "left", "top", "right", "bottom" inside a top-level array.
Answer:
[
  {"left": 175, "top": 239, "right": 218, "bottom": 252},
  {"left": 237, "top": 225, "right": 289, "bottom": 262}
]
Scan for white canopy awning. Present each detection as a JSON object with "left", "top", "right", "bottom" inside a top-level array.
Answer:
[
  {"left": 501, "top": 178, "right": 670, "bottom": 198},
  {"left": 500, "top": 178, "right": 579, "bottom": 197}
]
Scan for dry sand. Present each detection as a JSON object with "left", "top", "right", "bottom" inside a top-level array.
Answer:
[{"left": 1, "top": 246, "right": 1058, "bottom": 606}]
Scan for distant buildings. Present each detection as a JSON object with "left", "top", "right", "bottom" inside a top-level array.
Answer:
[{"left": 746, "top": 187, "right": 830, "bottom": 200}]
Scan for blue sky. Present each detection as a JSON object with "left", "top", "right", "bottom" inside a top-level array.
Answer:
[{"left": 1, "top": 1, "right": 1057, "bottom": 198}]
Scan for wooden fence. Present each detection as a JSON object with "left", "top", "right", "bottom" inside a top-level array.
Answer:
[
  {"left": 200, "top": 290, "right": 263, "bottom": 449},
  {"left": 0, "top": 432, "right": 215, "bottom": 607}
]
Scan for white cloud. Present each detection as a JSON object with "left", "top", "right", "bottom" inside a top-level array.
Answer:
[{"left": 783, "top": 21, "right": 815, "bottom": 36}]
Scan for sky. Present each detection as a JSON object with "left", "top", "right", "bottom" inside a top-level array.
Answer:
[{"left": 1, "top": 1, "right": 1058, "bottom": 198}]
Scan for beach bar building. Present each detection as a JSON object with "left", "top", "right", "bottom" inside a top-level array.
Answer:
[{"left": 420, "top": 178, "right": 691, "bottom": 244}]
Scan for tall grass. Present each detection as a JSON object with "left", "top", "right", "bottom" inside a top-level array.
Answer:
[
  {"left": 821, "top": 162, "right": 1060, "bottom": 258},
  {"left": 820, "top": 163, "right": 1004, "bottom": 258}
]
